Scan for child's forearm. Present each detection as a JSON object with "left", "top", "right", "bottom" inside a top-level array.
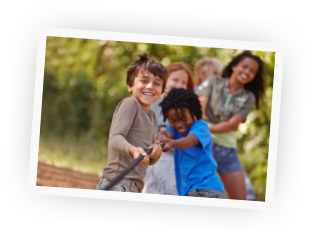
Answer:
[
  {"left": 169, "top": 134, "right": 199, "bottom": 150},
  {"left": 111, "top": 134, "right": 133, "bottom": 156},
  {"left": 209, "top": 121, "right": 236, "bottom": 133},
  {"left": 210, "top": 114, "right": 244, "bottom": 133}
]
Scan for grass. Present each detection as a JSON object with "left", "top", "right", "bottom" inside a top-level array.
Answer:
[
  {"left": 38, "top": 134, "right": 107, "bottom": 176},
  {"left": 39, "top": 133, "right": 266, "bottom": 201}
]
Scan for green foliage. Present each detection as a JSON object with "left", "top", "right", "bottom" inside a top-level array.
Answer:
[
  {"left": 41, "top": 70, "right": 96, "bottom": 137},
  {"left": 41, "top": 36, "right": 275, "bottom": 201},
  {"left": 39, "top": 134, "right": 106, "bottom": 176}
]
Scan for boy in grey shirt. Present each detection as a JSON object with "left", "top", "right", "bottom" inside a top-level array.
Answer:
[{"left": 96, "top": 52, "right": 168, "bottom": 193}]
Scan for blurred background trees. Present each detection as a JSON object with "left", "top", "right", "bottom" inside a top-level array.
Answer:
[{"left": 40, "top": 36, "right": 275, "bottom": 201}]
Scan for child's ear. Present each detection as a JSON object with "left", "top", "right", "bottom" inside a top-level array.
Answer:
[{"left": 128, "top": 85, "right": 132, "bottom": 93}]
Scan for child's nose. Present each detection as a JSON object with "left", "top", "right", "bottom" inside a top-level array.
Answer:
[
  {"left": 146, "top": 81, "right": 153, "bottom": 89},
  {"left": 178, "top": 82, "right": 187, "bottom": 90},
  {"left": 245, "top": 68, "right": 252, "bottom": 76},
  {"left": 176, "top": 121, "right": 184, "bottom": 129},
  {"left": 177, "top": 81, "right": 183, "bottom": 88}
]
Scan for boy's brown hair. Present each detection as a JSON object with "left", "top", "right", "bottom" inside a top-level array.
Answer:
[{"left": 127, "top": 52, "right": 169, "bottom": 93}]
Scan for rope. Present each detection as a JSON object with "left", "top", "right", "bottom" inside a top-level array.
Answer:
[{"left": 103, "top": 143, "right": 165, "bottom": 190}]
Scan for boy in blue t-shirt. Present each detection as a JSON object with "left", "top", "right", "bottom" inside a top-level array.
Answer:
[{"left": 157, "top": 88, "right": 226, "bottom": 198}]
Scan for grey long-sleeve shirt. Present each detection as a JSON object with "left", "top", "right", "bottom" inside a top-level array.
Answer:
[{"left": 102, "top": 97, "right": 158, "bottom": 191}]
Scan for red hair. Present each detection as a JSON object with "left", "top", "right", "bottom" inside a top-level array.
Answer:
[{"left": 166, "top": 62, "right": 194, "bottom": 91}]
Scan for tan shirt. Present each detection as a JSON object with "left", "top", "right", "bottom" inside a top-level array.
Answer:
[
  {"left": 196, "top": 76, "right": 255, "bottom": 148},
  {"left": 102, "top": 97, "right": 158, "bottom": 191},
  {"left": 196, "top": 76, "right": 255, "bottom": 123}
]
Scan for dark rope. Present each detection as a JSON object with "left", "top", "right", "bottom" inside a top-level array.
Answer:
[{"left": 103, "top": 143, "right": 165, "bottom": 191}]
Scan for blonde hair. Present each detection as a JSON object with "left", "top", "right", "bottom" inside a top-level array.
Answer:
[{"left": 194, "top": 57, "right": 222, "bottom": 85}]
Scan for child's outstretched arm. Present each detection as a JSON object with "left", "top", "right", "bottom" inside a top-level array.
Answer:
[{"left": 157, "top": 130, "right": 199, "bottom": 152}]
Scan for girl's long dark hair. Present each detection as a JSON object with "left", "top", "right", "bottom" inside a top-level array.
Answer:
[
  {"left": 160, "top": 88, "right": 202, "bottom": 122},
  {"left": 222, "top": 51, "right": 266, "bottom": 109}
]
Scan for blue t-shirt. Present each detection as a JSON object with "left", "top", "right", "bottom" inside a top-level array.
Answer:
[{"left": 165, "top": 120, "right": 225, "bottom": 196}]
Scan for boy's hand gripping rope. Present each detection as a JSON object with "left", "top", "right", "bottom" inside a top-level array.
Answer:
[{"left": 103, "top": 143, "right": 165, "bottom": 191}]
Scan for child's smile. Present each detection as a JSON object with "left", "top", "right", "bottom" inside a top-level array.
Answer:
[
  {"left": 128, "top": 71, "right": 163, "bottom": 110},
  {"left": 231, "top": 57, "right": 259, "bottom": 85},
  {"left": 142, "top": 92, "right": 155, "bottom": 97},
  {"left": 167, "top": 107, "right": 196, "bottom": 137}
]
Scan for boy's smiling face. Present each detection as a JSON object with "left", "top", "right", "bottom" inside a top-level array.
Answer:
[
  {"left": 167, "top": 107, "right": 196, "bottom": 137},
  {"left": 128, "top": 70, "right": 163, "bottom": 111}
]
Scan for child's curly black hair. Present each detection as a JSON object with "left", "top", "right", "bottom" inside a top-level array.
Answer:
[{"left": 160, "top": 88, "right": 202, "bottom": 122}]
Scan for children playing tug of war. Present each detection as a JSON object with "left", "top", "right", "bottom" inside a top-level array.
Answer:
[
  {"left": 96, "top": 52, "right": 225, "bottom": 198},
  {"left": 97, "top": 51, "right": 264, "bottom": 200}
]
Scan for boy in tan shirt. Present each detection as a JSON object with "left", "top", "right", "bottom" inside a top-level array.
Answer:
[{"left": 96, "top": 52, "right": 168, "bottom": 193}]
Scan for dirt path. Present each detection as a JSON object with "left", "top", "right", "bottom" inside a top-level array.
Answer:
[{"left": 36, "top": 162, "right": 101, "bottom": 190}]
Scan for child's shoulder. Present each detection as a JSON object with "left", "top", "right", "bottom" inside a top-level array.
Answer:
[
  {"left": 241, "top": 88, "right": 256, "bottom": 103},
  {"left": 189, "top": 120, "right": 211, "bottom": 138},
  {"left": 120, "top": 96, "right": 137, "bottom": 104},
  {"left": 189, "top": 120, "right": 212, "bottom": 149},
  {"left": 117, "top": 97, "right": 139, "bottom": 108},
  {"left": 214, "top": 76, "right": 228, "bottom": 84},
  {"left": 192, "top": 120, "right": 209, "bottom": 129},
  {"left": 114, "top": 97, "right": 140, "bottom": 116}
]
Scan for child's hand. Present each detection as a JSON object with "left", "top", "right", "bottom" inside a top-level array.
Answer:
[
  {"left": 129, "top": 146, "right": 149, "bottom": 164},
  {"left": 159, "top": 126, "right": 166, "bottom": 131},
  {"left": 147, "top": 143, "right": 162, "bottom": 160},
  {"left": 161, "top": 139, "right": 174, "bottom": 152},
  {"left": 156, "top": 130, "right": 174, "bottom": 152}
]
